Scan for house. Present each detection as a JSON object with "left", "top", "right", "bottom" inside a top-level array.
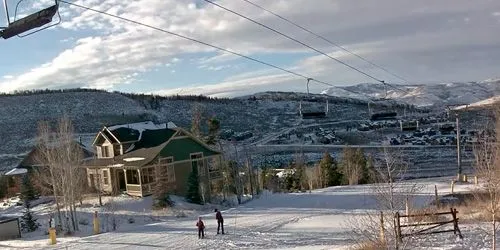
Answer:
[
  {"left": 3, "top": 141, "right": 94, "bottom": 196},
  {"left": 82, "top": 121, "right": 223, "bottom": 198}
]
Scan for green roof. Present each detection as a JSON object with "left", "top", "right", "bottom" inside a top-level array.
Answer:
[
  {"left": 132, "top": 129, "right": 176, "bottom": 150},
  {"left": 109, "top": 127, "right": 140, "bottom": 142}
]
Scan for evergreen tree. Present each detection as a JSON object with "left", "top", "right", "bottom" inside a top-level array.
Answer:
[
  {"left": 186, "top": 164, "right": 202, "bottom": 204},
  {"left": 20, "top": 174, "right": 37, "bottom": 202},
  {"left": 319, "top": 152, "right": 342, "bottom": 187},
  {"left": 0, "top": 176, "right": 7, "bottom": 199},
  {"left": 360, "top": 153, "right": 376, "bottom": 184},
  {"left": 20, "top": 200, "right": 39, "bottom": 232}
]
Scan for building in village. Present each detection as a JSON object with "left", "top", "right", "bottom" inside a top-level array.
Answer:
[
  {"left": 81, "top": 121, "right": 223, "bottom": 199},
  {"left": 3, "top": 141, "right": 93, "bottom": 196}
]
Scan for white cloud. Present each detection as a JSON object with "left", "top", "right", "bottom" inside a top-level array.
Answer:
[
  {"left": 493, "top": 12, "right": 500, "bottom": 16},
  {"left": 2, "top": 75, "right": 13, "bottom": 79},
  {"left": 1, "top": 0, "right": 500, "bottom": 95}
]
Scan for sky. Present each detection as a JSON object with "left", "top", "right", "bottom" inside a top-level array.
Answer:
[{"left": 0, "top": 0, "right": 499, "bottom": 97}]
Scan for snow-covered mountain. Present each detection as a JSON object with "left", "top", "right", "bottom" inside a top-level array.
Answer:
[{"left": 321, "top": 80, "right": 500, "bottom": 107}]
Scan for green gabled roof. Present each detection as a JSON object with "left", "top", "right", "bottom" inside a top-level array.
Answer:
[
  {"left": 132, "top": 129, "right": 177, "bottom": 150},
  {"left": 109, "top": 127, "right": 140, "bottom": 143}
]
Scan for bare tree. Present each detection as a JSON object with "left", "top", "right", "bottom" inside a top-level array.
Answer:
[
  {"left": 473, "top": 107, "right": 500, "bottom": 250},
  {"left": 34, "top": 117, "right": 86, "bottom": 234},
  {"left": 350, "top": 147, "right": 423, "bottom": 250},
  {"left": 190, "top": 103, "right": 204, "bottom": 138}
]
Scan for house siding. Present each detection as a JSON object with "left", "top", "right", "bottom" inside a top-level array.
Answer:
[
  {"left": 159, "top": 137, "right": 218, "bottom": 161},
  {"left": 86, "top": 168, "right": 114, "bottom": 194},
  {"left": 172, "top": 161, "right": 191, "bottom": 195}
]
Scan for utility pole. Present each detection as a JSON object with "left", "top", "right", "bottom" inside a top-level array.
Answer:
[{"left": 456, "top": 113, "right": 462, "bottom": 181}]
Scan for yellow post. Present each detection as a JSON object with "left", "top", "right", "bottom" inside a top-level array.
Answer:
[
  {"left": 475, "top": 176, "right": 479, "bottom": 185},
  {"left": 93, "top": 211, "right": 100, "bottom": 235},
  {"left": 48, "top": 227, "right": 56, "bottom": 245}
]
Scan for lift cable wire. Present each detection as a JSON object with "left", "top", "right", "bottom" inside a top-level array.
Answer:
[
  {"left": 240, "top": 0, "right": 410, "bottom": 84},
  {"left": 58, "top": 0, "right": 371, "bottom": 99},
  {"left": 206, "top": 0, "right": 439, "bottom": 105},
  {"left": 202, "top": 0, "right": 386, "bottom": 85}
]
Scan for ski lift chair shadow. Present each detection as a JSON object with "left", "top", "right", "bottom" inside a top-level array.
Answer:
[{"left": 0, "top": 0, "right": 60, "bottom": 39}]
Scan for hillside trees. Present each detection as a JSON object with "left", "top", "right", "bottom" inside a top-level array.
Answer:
[
  {"left": 319, "top": 152, "right": 342, "bottom": 188},
  {"left": 34, "top": 117, "right": 87, "bottom": 233},
  {"left": 341, "top": 147, "right": 369, "bottom": 185}
]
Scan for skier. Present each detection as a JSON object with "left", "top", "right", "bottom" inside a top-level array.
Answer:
[
  {"left": 215, "top": 209, "right": 224, "bottom": 234},
  {"left": 196, "top": 217, "right": 205, "bottom": 239}
]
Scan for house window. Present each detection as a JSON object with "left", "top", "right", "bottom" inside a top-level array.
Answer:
[
  {"left": 191, "top": 153, "right": 204, "bottom": 176},
  {"left": 126, "top": 170, "right": 139, "bottom": 184},
  {"left": 101, "top": 145, "right": 111, "bottom": 158},
  {"left": 141, "top": 167, "right": 155, "bottom": 184},
  {"left": 102, "top": 170, "right": 109, "bottom": 185},
  {"left": 158, "top": 157, "right": 175, "bottom": 183}
]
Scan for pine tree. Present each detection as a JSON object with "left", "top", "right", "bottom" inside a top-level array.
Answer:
[
  {"left": 186, "top": 164, "right": 202, "bottom": 204},
  {"left": 20, "top": 174, "right": 37, "bottom": 202},
  {"left": 21, "top": 200, "right": 39, "bottom": 232},
  {"left": 360, "top": 152, "right": 375, "bottom": 184},
  {"left": 0, "top": 176, "right": 7, "bottom": 199},
  {"left": 319, "top": 152, "right": 342, "bottom": 187}
]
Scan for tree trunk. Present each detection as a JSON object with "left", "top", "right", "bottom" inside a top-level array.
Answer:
[{"left": 493, "top": 214, "right": 496, "bottom": 250}]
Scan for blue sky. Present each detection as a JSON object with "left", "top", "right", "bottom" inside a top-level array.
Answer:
[{"left": 1, "top": 0, "right": 500, "bottom": 97}]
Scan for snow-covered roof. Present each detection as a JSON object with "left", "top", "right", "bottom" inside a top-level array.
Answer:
[
  {"left": 107, "top": 121, "right": 166, "bottom": 132},
  {"left": 4, "top": 168, "right": 27, "bottom": 176}
]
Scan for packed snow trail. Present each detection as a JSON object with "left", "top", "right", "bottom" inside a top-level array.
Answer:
[{"left": 29, "top": 177, "right": 474, "bottom": 250}]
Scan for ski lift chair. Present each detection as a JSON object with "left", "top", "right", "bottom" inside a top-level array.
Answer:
[
  {"left": 368, "top": 98, "right": 398, "bottom": 121},
  {"left": 299, "top": 78, "right": 328, "bottom": 119},
  {"left": 1, "top": 0, "right": 60, "bottom": 39}
]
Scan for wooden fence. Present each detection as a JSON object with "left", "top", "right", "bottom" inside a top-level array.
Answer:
[{"left": 394, "top": 208, "right": 463, "bottom": 245}]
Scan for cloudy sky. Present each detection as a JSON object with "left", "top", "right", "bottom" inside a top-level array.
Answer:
[{"left": 0, "top": 0, "right": 499, "bottom": 97}]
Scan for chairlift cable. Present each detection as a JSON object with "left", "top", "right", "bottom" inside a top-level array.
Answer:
[
  {"left": 58, "top": 0, "right": 370, "bottom": 100},
  {"left": 202, "top": 0, "right": 386, "bottom": 85},
  {"left": 202, "top": 0, "right": 437, "bottom": 106},
  {"left": 239, "top": 0, "right": 411, "bottom": 84}
]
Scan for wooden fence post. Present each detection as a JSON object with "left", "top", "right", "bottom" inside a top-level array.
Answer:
[
  {"left": 451, "top": 180, "right": 455, "bottom": 195},
  {"left": 406, "top": 197, "right": 410, "bottom": 223},
  {"left": 379, "top": 211, "right": 385, "bottom": 244},
  {"left": 474, "top": 176, "right": 478, "bottom": 185},
  {"left": 396, "top": 212, "right": 402, "bottom": 244},
  {"left": 394, "top": 214, "right": 399, "bottom": 250},
  {"left": 434, "top": 185, "right": 439, "bottom": 208}
]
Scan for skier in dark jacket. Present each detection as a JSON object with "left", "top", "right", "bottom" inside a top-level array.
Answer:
[
  {"left": 215, "top": 209, "right": 224, "bottom": 234},
  {"left": 196, "top": 217, "right": 205, "bottom": 239}
]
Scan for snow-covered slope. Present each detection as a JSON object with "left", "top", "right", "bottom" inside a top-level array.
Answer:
[{"left": 321, "top": 80, "right": 500, "bottom": 107}]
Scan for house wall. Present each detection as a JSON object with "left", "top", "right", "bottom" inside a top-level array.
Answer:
[
  {"left": 172, "top": 161, "right": 191, "bottom": 195},
  {"left": 170, "top": 156, "right": 218, "bottom": 199},
  {"left": 159, "top": 137, "right": 218, "bottom": 161},
  {"left": 86, "top": 168, "right": 114, "bottom": 194}
]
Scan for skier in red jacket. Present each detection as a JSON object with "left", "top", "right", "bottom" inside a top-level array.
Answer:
[
  {"left": 196, "top": 217, "right": 205, "bottom": 239},
  {"left": 215, "top": 209, "right": 224, "bottom": 234}
]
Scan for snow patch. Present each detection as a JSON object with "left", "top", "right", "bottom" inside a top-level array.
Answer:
[{"left": 123, "top": 157, "right": 145, "bottom": 162}]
